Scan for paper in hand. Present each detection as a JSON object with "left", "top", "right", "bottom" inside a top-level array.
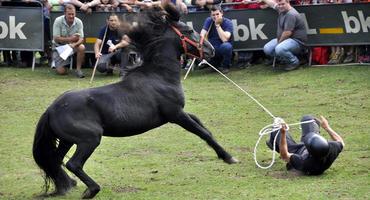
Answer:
[{"left": 56, "top": 44, "right": 74, "bottom": 60}]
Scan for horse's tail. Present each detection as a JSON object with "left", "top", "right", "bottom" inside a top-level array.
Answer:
[{"left": 32, "top": 111, "right": 70, "bottom": 195}]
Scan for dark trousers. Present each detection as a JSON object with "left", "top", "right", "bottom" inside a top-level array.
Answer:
[
  {"left": 268, "top": 115, "right": 320, "bottom": 154},
  {"left": 210, "top": 42, "right": 233, "bottom": 69}
]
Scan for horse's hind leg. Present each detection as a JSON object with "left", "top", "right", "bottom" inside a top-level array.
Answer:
[
  {"left": 173, "top": 112, "right": 238, "bottom": 164},
  {"left": 188, "top": 113, "right": 212, "bottom": 136},
  {"left": 53, "top": 140, "right": 77, "bottom": 195},
  {"left": 65, "top": 139, "right": 101, "bottom": 199}
]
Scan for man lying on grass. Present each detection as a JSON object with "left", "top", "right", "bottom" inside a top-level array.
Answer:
[{"left": 266, "top": 115, "right": 345, "bottom": 175}]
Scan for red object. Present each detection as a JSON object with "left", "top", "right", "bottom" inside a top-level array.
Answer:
[
  {"left": 233, "top": 0, "right": 263, "bottom": 10},
  {"left": 312, "top": 47, "right": 330, "bottom": 65}
]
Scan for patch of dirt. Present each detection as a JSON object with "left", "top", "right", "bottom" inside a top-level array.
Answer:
[
  {"left": 266, "top": 170, "right": 303, "bottom": 179},
  {"left": 112, "top": 186, "right": 144, "bottom": 193}
]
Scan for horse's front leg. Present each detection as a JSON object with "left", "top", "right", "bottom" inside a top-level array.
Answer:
[{"left": 172, "top": 112, "right": 239, "bottom": 164}]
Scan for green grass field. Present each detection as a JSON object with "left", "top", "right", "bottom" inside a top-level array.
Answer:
[{"left": 0, "top": 64, "right": 369, "bottom": 199}]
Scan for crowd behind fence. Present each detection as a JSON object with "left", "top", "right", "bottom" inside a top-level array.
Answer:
[{"left": 0, "top": 0, "right": 369, "bottom": 70}]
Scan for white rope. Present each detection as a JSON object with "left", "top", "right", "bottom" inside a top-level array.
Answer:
[
  {"left": 183, "top": 58, "right": 196, "bottom": 80},
  {"left": 253, "top": 119, "right": 315, "bottom": 169},
  {"left": 193, "top": 59, "right": 317, "bottom": 169},
  {"left": 198, "top": 59, "right": 276, "bottom": 118}
]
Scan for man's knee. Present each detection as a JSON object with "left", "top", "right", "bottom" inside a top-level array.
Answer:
[
  {"left": 275, "top": 45, "right": 288, "bottom": 57},
  {"left": 55, "top": 66, "right": 67, "bottom": 75},
  {"left": 76, "top": 44, "right": 85, "bottom": 53},
  {"left": 220, "top": 42, "right": 232, "bottom": 51},
  {"left": 263, "top": 45, "right": 273, "bottom": 57},
  {"left": 97, "top": 63, "right": 108, "bottom": 73}
]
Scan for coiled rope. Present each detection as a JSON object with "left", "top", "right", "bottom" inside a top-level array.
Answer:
[{"left": 185, "top": 59, "right": 315, "bottom": 169}]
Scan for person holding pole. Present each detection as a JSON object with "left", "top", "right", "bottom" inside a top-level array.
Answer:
[
  {"left": 94, "top": 13, "right": 129, "bottom": 76},
  {"left": 52, "top": 4, "right": 85, "bottom": 78},
  {"left": 266, "top": 115, "right": 345, "bottom": 175}
]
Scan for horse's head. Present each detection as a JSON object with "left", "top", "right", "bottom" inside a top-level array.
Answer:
[
  {"left": 127, "top": 4, "right": 215, "bottom": 62},
  {"left": 170, "top": 21, "right": 215, "bottom": 60}
]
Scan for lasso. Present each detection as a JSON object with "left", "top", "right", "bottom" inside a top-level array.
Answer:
[{"left": 184, "top": 59, "right": 315, "bottom": 169}]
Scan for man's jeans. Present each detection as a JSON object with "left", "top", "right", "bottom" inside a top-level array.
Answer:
[
  {"left": 263, "top": 38, "right": 303, "bottom": 64},
  {"left": 211, "top": 42, "right": 233, "bottom": 68}
]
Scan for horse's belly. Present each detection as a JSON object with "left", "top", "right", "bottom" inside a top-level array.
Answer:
[{"left": 102, "top": 120, "right": 166, "bottom": 137}]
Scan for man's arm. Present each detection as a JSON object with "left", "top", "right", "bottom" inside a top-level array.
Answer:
[
  {"left": 108, "top": 35, "right": 130, "bottom": 53},
  {"left": 320, "top": 116, "right": 345, "bottom": 147},
  {"left": 278, "top": 31, "right": 293, "bottom": 43},
  {"left": 258, "top": 0, "right": 276, "bottom": 9},
  {"left": 279, "top": 124, "right": 292, "bottom": 162},
  {"left": 215, "top": 18, "right": 231, "bottom": 43},
  {"left": 94, "top": 39, "right": 103, "bottom": 58}
]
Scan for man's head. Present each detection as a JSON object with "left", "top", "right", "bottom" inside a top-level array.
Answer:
[
  {"left": 210, "top": 5, "right": 223, "bottom": 22},
  {"left": 276, "top": 0, "right": 291, "bottom": 13},
  {"left": 107, "top": 13, "right": 120, "bottom": 30},
  {"left": 64, "top": 4, "right": 76, "bottom": 25}
]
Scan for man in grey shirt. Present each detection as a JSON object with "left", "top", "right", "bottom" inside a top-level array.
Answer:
[{"left": 261, "top": 0, "right": 307, "bottom": 71}]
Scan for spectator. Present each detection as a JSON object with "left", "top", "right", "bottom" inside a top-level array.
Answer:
[
  {"left": 191, "top": 0, "right": 222, "bottom": 11},
  {"left": 50, "top": 0, "right": 88, "bottom": 11},
  {"left": 266, "top": 115, "right": 344, "bottom": 175},
  {"left": 200, "top": 5, "right": 234, "bottom": 74},
  {"left": 162, "top": 0, "right": 188, "bottom": 13},
  {"left": 95, "top": 0, "right": 120, "bottom": 11},
  {"left": 135, "top": 0, "right": 161, "bottom": 10},
  {"left": 261, "top": 0, "right": 307, "bottom": 71},
  {"left": 94, "top": 13, "right": 130, "bottom": 76},
  {"left": 118, "top": 0, "right": 136, "bottom": 12},
  {"left": 52, "top": 4, "right": 85, "bottom": 78}
]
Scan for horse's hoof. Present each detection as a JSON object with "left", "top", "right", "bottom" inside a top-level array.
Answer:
[
  {"left": 82, "top": 186, "right": 100, "bottom": 199},
  {"left": 70, "top": 178, "right": 77, "bottom": 187},
  {"left": 224, "top": 157, "right": 239, "bottom": 164}
]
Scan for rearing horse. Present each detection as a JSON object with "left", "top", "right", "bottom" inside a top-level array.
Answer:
[{"left": 33, "top": 4, "right": 238, "bottom": 199}]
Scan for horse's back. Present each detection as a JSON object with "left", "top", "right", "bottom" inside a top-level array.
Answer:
[{"left": 46, "top": 83, "right": 175, "bottom": 139}]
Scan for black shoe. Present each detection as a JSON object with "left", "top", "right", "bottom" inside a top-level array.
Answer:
[
  {"left": 284, "top": 61, "right": 300, "bottom": 71},
  {"left": 266, "top": 140, "right": 273, "bottom": 150},
  {"left": 264, "top": 58, "right": 273, "bottom": 66},
  {"left": 106, "top": 68, "right": 113, "bottom": 76},
  {"left": 219, "top": 67, "right": 229, "bottom": 74}
]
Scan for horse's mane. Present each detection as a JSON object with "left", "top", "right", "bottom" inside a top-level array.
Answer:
[{"left": 127, "top": 4, "right": 181, "bottom": 62}]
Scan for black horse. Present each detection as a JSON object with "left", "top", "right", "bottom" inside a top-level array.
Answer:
[{"left": 33, "top": 4, "right": 238, "bottom": 199}]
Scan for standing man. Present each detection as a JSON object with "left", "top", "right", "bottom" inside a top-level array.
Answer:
[
  {"left": 200, "top": 5, "right": 233, "bottom": 74},
  {"left": 52, "top": 4, "right": 85, "bottom": 78},
  {"left": 94, "top": 13, "right": 130, "bottom": 76},
  {"left": 261, "top": 0, "right": 307, "bottom": 71},
  {"left": 266, "top": 115, "right": 345, "bottom": 175}
]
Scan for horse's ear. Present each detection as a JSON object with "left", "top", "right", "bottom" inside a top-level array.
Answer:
[{"left": 163, "top": 3, "right": 180, "bottom": 22}]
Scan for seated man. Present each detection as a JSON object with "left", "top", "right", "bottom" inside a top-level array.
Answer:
[
  {"left": 52, "top": 4, "right": 85, "bottom": 78},
  {"left": 200, "top": 5, "right": 233, "bottom": 74},
  {"left": 94, "top": 13, "right": 129, "bottom": 76},
  {"left": 267, "top": 115, "right": 345, "bottom": 175},
  {"left": 260, "top": 0, "right": 307, "bottom": 71}
]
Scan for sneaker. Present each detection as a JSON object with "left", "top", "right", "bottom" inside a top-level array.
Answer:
[
  {"left": 284, "top": 60, "right": 300, "bottom": 71},
  {"left": 343, "top": 54, "right": 354, "bottom": 63},
  {"left": 75, "top": 70, "right": 85, "bottom": 78}
]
